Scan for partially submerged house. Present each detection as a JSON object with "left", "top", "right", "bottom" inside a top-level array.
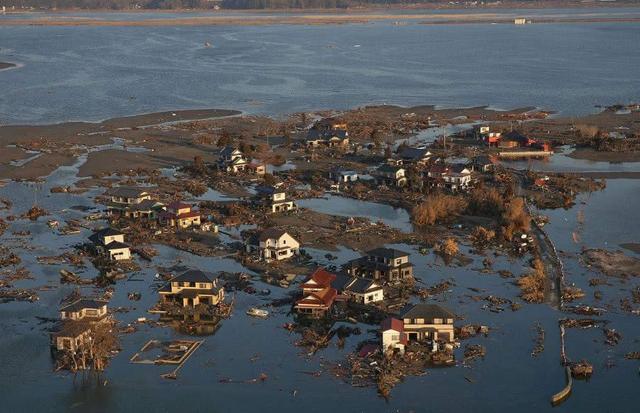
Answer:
[
  {"left": 89, "top": 227, "right": 131, "bottom": 261},
  {"left": 295, "top": 268, "right": 338, "bottom": 317},
  {"left": 374, "top": 164, "right": 407, "bottom": 187},
  {"left": 254, "top": 185, "right": 296, "bottom": 213},
  {"left": 400, "top": 303, "right": 456, "bottom": 343},
  {"left": 60, "top": 298, "right": 109, "bottom": 322},
  {"left": 246, "top": 228, "right": 300, "bottom": 262},
  {"left": 342, "top": 247, "right": 413, "bottom": 284},
  {"left": 158, "top": 269, "right": 225, "bottom": 308},
  {"left": 50, "top": 298, "right": 110, "bottom": 352},
  {"left": 334, "top": 273, "right": 384, "bottom": 304},
  {"left": 105, "top": 186, "right": 162, "bottom": 220},
  {"left": 160, "top": 201, "right": 201, "bottom": 229},
  {"left": 381, "top": 317, "right": 407, "bottom": 354},
  {"left": 218, "top": 146, "right": 248, "bottom": 173}
]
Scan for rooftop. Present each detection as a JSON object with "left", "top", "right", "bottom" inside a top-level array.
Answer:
[
  {"left": 61, "top": 298, "right": 108, "bottom": 313},
  {"left": 400, "top": 303, "right": 456, "bottom": 321},
  {"left": 366, "top": 247, "right": 410, "bottom": 260}
]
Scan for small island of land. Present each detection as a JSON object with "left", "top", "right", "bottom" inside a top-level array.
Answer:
[{"left": 0, "top": 62, "right": 17, "bottom": 70}]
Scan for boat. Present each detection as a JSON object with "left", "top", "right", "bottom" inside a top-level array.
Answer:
[{"left": 246, "top": 308, "right": 269, "bottom": 318}]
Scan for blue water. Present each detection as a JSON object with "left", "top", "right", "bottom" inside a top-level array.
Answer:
[{"left": 1, "top": 14, "right": 639, "bottom": 124}]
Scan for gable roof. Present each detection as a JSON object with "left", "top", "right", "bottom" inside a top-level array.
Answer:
[
  {"left": 104, "top": 241, "right": 129, "bottom": 250},
  {"left": 167, "top": 201, "right": 192, "bottom": 211},
  {"left": 502, "top": 130, "right": 529, "bottom": 143},
  {"left": 61, "top": 298, "right": 108, "bottom": 313},
  {"left": 220, "top": 146, "right": 241, "bottom": 157},
  {"left": 171, "top": 269, "right": 214, "bottom": 284},
  {"left": 258, "top": 228, "right": 289, "bottom": 242},
  {"left": 366, "top": 247, "right": 410, "bottom": 260},
  {"left": 297, "top": 287, "right": 337, "bottom": 307},
  {"left": 89, "top": 227, "right": 124, "bottom": 245},
  {"left": 302, "top": 267, "right": 336, "bottom": 289},
  {"left": 399, "top": 303, "right": 456, "bottom": 320},
  {"left": 345, "top": 277, "right": 380, "bottom": 294},
  {"left": 398, "top": 147, "right": 431, "bottom": 160},
  {"left": 381, "top": 317, "right": 404, "bottom": 333},
  {"left": 377, "top": 164, "right": 404, "bottom": 174}
]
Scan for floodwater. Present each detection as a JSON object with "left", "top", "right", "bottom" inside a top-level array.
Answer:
[
  {"left": 1, "top": 9, "right": 640, "bottom": 413},
  {"left": 1, "top": 10, "right": 640, "bottom": 124},
  {"left": 297, "top": 194, "right": 413, "bottom": 232}
]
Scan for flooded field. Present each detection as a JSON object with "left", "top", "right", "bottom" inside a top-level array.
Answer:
[{"left": 0, "top": 137, "right": 639, "bottom": 411}]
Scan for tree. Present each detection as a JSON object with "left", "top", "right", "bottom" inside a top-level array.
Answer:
[
  {"left": 502, "top": 197, "right": 531, "bottom": 240},
  {"left": 412, "top": 194, "right": 467, "bottom": 226}
]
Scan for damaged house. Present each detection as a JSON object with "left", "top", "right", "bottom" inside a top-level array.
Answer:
[
  {"left": 159, "top": 201, "right": 201, "bottom": 229},
  {"left": 218, "top": 146, "right": 248, "bottom": 173},
  {"left": 254, "top": 185, "right": 296, "bottom": 213},
  {"left": 245, "top": 228, "right": 300, "bottom": 262},
  {"left": 342, "top": 247, "right": 413, "bottom": 284},
  {"left": 334, "top": 272, "right": 384, "bottom": 304},
  {"left": 295, "top": 267, "right": 338, "bottom": 318},
  {"left": 400, "top": 303, "right": 456, "bottom": 343},
  {"left": 105, "top": 186, "right": 163, "bottom": 220},
  {"left": 374, "top": 164, "right": 407, "bottom": 187},
  {"left": 50, "top": 298, "right": 109, "bottom": 352},
  {"left": 89, "top": 227, "right": 131, "bottom": 261},
  {"left": 158, "top": 269, "right": 225, "bottom": 308}
]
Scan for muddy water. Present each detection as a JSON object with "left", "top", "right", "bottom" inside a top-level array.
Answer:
[
  {"left": 1, "top": 146, "right": 640, "bottom": 411},
  {"left": 297, "top": 194, "right": 413, "bottom": 232}
]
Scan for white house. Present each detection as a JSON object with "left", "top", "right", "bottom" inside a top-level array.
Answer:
[
  {"left": 381, "top": 318, "right": 407, "bottom": 354},
  {"left": 255, "top": 186, "right": 296, "bottom": 213},
  {"left": 247, "top": 228, "right": 300, "bottom": 262},
  {"left": 218, "top": 146, "right": 248, "bottom": 173},
  {"left": 89, "top": 228, "right": 131, "bottom": 261}
]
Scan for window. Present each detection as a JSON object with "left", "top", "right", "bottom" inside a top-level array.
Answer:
[{"left": 434, "top": 318, "right": 443, "bottom": 324}]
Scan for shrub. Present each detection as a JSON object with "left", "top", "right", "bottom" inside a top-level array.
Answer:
[{"left": 412, "top": 194, "right": 467, "bottom": 226}]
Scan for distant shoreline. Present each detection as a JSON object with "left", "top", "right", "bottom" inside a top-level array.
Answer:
[{"left": 2, "top": 13, "right": 640, "bottom": 27}]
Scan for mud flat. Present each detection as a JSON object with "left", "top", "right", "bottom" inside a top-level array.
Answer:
[{"left": 582, "top": 249, "right": 640, "bottom": 278}]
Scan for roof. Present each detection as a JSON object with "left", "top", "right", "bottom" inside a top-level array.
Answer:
[
  {"left": 167, "top": 201, "right": 192, "bottom": 211},
  {"left": 255, "top": 185, "right": 280, "bottom": 196},
  {"left": 220, "top": 146, "right": 241, "bottom": 157},
  {"left": 171, "top": 269, "right": 215, "bottom": 284},
  {"left": 366, "top": 247, "right": 410, "bottom": 259},
  {"left": 473, "top": 155, "right": 494, "bottom": 166},
  {"left": 51, "top": 320, "right": 92, "bottom": 338},
  {"left": 305, "top": 128, "right": 348, "bottom": 141},
  {"left": 106, "top": 186, "right": 151, "bottom": 198},
  {"left": 332, "top": 272, "right": 355, "bottom": 291},
  {"left": 89, "top": 227, "right": 123, "bottom": 244},
  {"left": 502, "top": 130, "right": 529, "bottom": 143},
  {"left": 302, "top": 267, "right": 336, "bottom": 289},
  {"left": 258, "top": 228, "right": 289, "bottom": 242},
  {"left": 104, "top": 241, "right": 129, "bottom": 250},
  {"left": 345, "top": 277, "right": 380, "bottom": 294},
  {"left": 381, "top": 317, "right": 404, "bottom": 333},
  {"left": 377, "top": 164, "right": 404, "bottom": 174},
  {"left": 61, "top": 298, "right": 108, "bottom": 313},
  {"left": 127, "top": 199, "right": 162, "bottom": 211},
  {"left": 450, "top": 163, "right": 471, "bottom": 174},
  {"left": 399, "top": 147, "right": 431, "bottom": 160},
  {"left": 399, "top": 303, "right": 456, "bottom": 320},
  {"left": 297, "top": 287, "right": 337, "bottom": 307}
]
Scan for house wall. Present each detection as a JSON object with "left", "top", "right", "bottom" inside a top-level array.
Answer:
[
  {"left": 109, "top": 247, "right": 131, "bottom": 261},
  {"left": 103, "top": 234, "right": 125, "bottom": 245}
]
